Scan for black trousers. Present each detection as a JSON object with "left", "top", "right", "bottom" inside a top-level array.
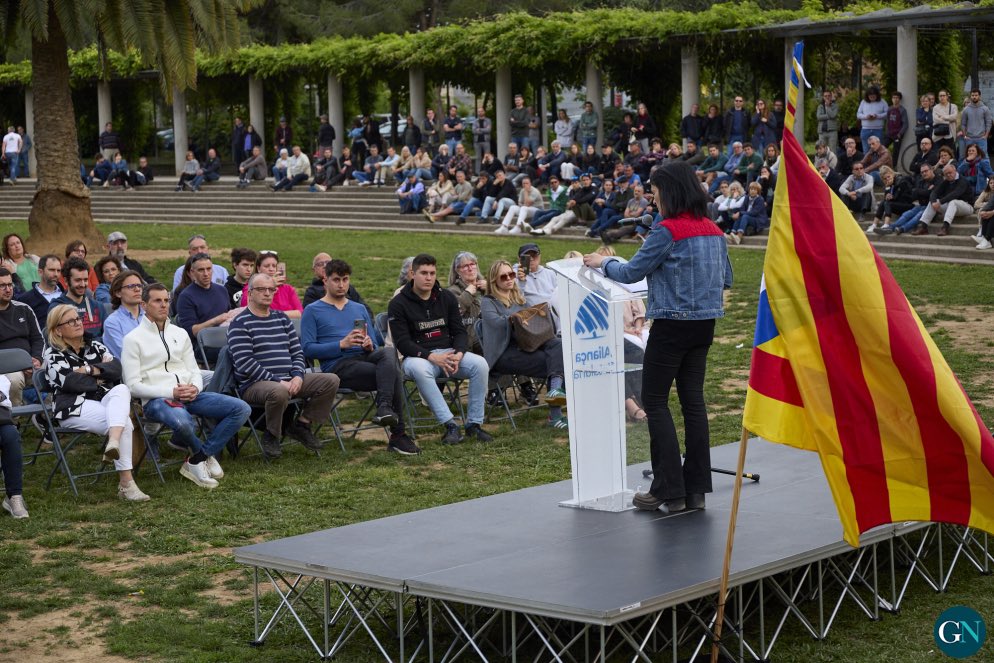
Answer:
[
  {"left": 333, "top": 348, "right": 404, "bottom": 432},
  {"left": 492, "top": 338, "right": 564, "bottom": 382},
  {"left": 643, "top": 318, "right": 715, "bottom": 501}
]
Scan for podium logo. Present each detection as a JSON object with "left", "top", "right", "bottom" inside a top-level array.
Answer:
[
  {"left": 934, "top": 606, "right": 986, "bottom": 658},
  {"left": 574, "top": 294, "right": 610, "bottom": 340}
]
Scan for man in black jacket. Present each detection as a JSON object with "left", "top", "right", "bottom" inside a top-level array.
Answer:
[
  {"left": 387, "top": 254, "right": 491, "bottom": 446},
  {"left": 912, "top": 163, "right": 974, "bottom": 236},
  {"left": 478, "top": 170, "right": 517, "bottom": 223},
  {"left": 457, "top": 171, "right": 493, "bottom": 225},
  {"left": 0, "top": 267, "right": 43, "bottom": 404},
  {"left": 317, "top": 114, "right": 335, "bottom": 154},
  {"left": 908, "top": 137, "right": 940, "bottom": 176}
]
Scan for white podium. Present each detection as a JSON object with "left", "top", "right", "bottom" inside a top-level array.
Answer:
[{"left": 547, "top": 258, "right": 647, "bottom": 512}]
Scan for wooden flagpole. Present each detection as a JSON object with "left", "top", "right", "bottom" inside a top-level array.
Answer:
[{"left": 710, "top": 427, "right": 750, "bottom": 663}]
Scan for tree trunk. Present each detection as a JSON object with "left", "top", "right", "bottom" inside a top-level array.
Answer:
[{"left": 28, "top": 7, "right": 100, "bottom": 252}]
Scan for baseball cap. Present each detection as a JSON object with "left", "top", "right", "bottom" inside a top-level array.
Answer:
[
  {"left": 518, "top": 243, "right": 540, "bottom": 255},
  {"left": 107, "top": 231, "right": 127, "bottom": 242}
]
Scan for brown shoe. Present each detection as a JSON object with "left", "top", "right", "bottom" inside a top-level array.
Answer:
[
  {"left": 937, "top": 224, "right": 949, "bottom": 237},
  {"left": 910, "top": 225, "right": 928, "bottom": 236}
]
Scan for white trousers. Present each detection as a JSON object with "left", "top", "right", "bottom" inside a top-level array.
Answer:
[{"left": 60, "top": 384, "right": 134, "bottom": 471}]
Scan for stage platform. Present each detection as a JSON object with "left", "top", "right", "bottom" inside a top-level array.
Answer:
[{"left": 234, "top": 439, "right": 993, "bottom": 661}]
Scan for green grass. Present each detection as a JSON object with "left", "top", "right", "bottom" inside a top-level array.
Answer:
[{"left": 1, "top": 221, "right": 993, "bottom": 661}]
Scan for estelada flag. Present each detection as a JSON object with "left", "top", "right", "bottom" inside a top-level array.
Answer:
[{"left": 743, "top": 126, "right": 994, "bottom": 547}]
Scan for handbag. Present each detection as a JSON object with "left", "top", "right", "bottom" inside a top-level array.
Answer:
[
  {"left": 509, "top": 302, "right": 556, "bottom": 352},
  {"left": 934, "top": 123, "right": 950, "bottom": 137}
]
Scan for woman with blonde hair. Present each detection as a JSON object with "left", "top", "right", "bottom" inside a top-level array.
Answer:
[
  {"left": 480, "top": 260, "right": 567, "bottom": 428},
  {"left": 43, "top": 304, "right": 149, "bottom": 501}
]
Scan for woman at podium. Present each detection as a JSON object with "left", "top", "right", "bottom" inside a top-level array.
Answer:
[{"left": 583, "top": 161, "right": 733, "bottom": 514}]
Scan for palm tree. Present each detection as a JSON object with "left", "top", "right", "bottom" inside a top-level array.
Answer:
[{"left": 0, "top": 1, "right": 258, "bottom": 246}]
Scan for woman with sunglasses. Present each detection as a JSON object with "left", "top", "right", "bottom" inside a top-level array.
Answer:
[
  {"left": 241, "top": 251, "right": 302, "bottom": 319},
  {"left": 583, "top": 160, "right": 732, "bottom": 514},
  {"left": 43, "top": 304, "right": 149, "bottom": 501},
  {"left": 480, "top": 260, "right": 567, "bottom": 429}
]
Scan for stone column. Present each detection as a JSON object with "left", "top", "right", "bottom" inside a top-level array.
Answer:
[
  {"left": 172, "top": 88, "right": 188, "bottom": 176},
  {"left": 897, "top": 24, "right": 918, "bottom": 150},
  {"left": 248, "top": 76, "right": 265, "bottom": 150},
  {"left": 327, "top": 72, "right": 344, "bottom": 152},
  {"left": 25, "top": 87, "right": 36, "bottom": 177},
  {"left": 495, "top": 67, "right": 512, "bottom": 157},
  {"left": 585, "top": 59, "right": 604, "bottom": 147},
  {"left": 681, "top": 46, "right": 699, "bottom": 148},
  {"left": 785, "top": 39, "right": 804, "bottom": 141},
  {"left": 97, "top": 80, "right": 112, "bottom": 135},
  {"left": 409, "top": 67, "right": 425, "bottom": 122},
  {"left": 539, "top": 86, "right": 549, "bottom": 148}
]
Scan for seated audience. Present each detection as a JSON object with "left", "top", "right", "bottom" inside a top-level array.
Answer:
[
  {"left": 514, "top": 244, "right": 558, "bottom": 309},
  {"left": 300, "top": 259, "right": 416, "bottom": 454},
  {"left": 107, "top": 153, "right": 131, "bottom": 189},
  {"left": 909, "top": 137, "right": 939, "bottom": 176},
  {"left": 172, "top": 234, "right": 229, "bottom": 290},
  {"left": 0, "top": 374, "right": 28, "bottom": 518},
  {"left": 387, "top": 254, "right": 492, "bottom": 446},
  {"left": 913, "top": 163, "right": 973, "bottom": 236},
  {"left": 446, "top": 252, "right": 487, "bottom": 354},
  {"left": 877, "top": 162, "right": 938, "bottom": 235},
  {"left": 478, "top": 170, "right": 518, "bottom": 223},
  {"left": 716, "top": 181, "right": 746, "bottom": 232},
  {"left": 272, "top": 145, "right": 311, "bottom": 191},
  {"left": 424, "top": 170, "right": 454, "bottom": 216},
  {"left": 836, "top": 137, "right": 863, "bottom": 178},
  {"left": 16, "top": 254, "right": 63, "bottom": 326},
  {"left": 227, "top": 274, "right": 340, "bottom": 459},
  {"left": 92, "top": 256, "right": 120, "bottom": 304},
  {"left": 480, "top": 260, "right": 567, "bottom": 429},
  {"left": 63, "top": 240, "right": 100, "bottom": 293},
  {"left": 528, "top": 175, "right": 568, "bottom": 230},
  {"left": 397, "top": 173, "right": 426, "bottom": 214},
  {"left": 176, "top": 253, "right": 237, "bottom": 343},
  {"left": 495, "top": 176, "right": 544, "bottom": 235},
  {"left": 123, "top": 283, "right": 250, "bottom": 488},
  {"left": 867, "top": 166, "right": 914, "bottom": 234},
  {"left": 861, "top": 135, "right": 892, "bottom": 185},
  {"left": 1, "top": 233, "right": 39, "bottom": 292},
  {"left": 188, "top": 148, "right": 221, "bottom": 191},
  {"left": 43, "top": 304, "right": 149, "bottom": 501},
  {"left": 727, "top": 181, "right": 768, "bottom": 244},
  {"left": 50, "top": 258, "right": 106, "bottom": 342},
  {"left": 957, "top": 143, "right": 994, "bottom": 195},
  {"left": 129, "top": 156, "right": 154, "bottom": 188},
  {"left": 531, "top": 173, "right": 597, "bottom": 236},
  {"left": 106, "top": 231, "right": 157, "bottom": 284},
  {"left": 0, "top": 267, "right": 43, "bottom": 405},
  {"left": 426, "top": 170, "right": 473, "bottom": 223},
  {"left": 271, "top": 148, "right": 290, "bottom": 182},
  {"left": 237, "top": 146, "right": 267, "bottom": 188},
  {"left": 89, "top": 154, "right": 112, "bottom": 187},
  {"left": 352, "top": 144, "right": 382, "bottom": 186},
  {"left": 974, "top": 176, "right": 994, "bottom": 249},
  {"left": 839, "top": 162, "right": 874, "bottom": 216},
  {"left": 241, "top": 251, "right": 303, "bottom": 319},
  {"left": 175, "top": 150, "right": 200, "bottom": 191},
  {"left": 225, "top": 247, "right": 256, "bottom": 308},
  {"left": 101, "top": 271, "right": 144, "bottom": 359}
]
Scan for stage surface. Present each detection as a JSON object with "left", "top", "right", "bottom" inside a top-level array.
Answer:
[{"left": 235, "top": 438, "right": 916, "bottom": 625}]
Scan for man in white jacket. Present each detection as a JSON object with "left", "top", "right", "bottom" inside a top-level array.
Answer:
[{"left": 122, "top": 283, "right": 251, "bottom": 488}]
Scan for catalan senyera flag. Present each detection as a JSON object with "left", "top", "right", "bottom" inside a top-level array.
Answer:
[{"left": 743, "top": 42, "right": 994, "bottom": 547}]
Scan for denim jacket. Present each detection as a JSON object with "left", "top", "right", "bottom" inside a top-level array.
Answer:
[{"left": 602, "top": 213, "right": 732, "bottom": 320}]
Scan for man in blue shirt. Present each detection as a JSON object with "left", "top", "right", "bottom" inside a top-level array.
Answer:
[
  {"left": 301, "top": 260, "right": 417, "bottom": 455},
  {"left": 176, "top": 254, "right": 236, "bottom": 343}
]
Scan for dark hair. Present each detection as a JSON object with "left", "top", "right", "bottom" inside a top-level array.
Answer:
[
  {"left": 110, "top": 269, "right": 142, "bottom": 309},
  {"left": 649, "top": 160, "right": 709, "bottom": 219},
  {"left": 38, "top": 254, "right": 61, "bottom": 271},
  {"left": 892, "top": 91, "right": 903, "bottom": 100},
  {"left": 142, "top": 282, "right": 168, "bottom": 304},
  {"left": 94, "top": 256, "right": 121, "bottom": 284},
  {"left": 176, "top": 253, "right": 209, "bottom": 294},
  {"left": 230, "top": 247, "right": 257, "bottom": 265},
  {"left": 742, "top": 142, "right": 753, "bottom": 150},
  {"left": 972, "top": 88, "right": 981, "bottom": 95},
  {"left": 62, "top": 256, "right": 90, "bottom": 280},
  {"left": 1, "top": 233, "right": 26, "bottom": 260},
  {"left": 412, "top": 254, "right": 436, "bottom": 271},
  {"left": 255, "top": 251, "right": 278, "bottom": 270},
  {"left": 864, "top": 85, "right": 881, "bottom": 102},
  {"left": 0, "top": 267, "right": 10, "bottom": 278},
  {"left": 324, "top": 259, "right": 351, "bottom": 277},
  {"left": 64, "top": 239, "right": 86, "bottom": 258},
  {"left": 967, "top": 143, "right": 987, "bottom": 159}
]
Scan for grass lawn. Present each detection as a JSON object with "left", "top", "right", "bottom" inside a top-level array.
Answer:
[{"left": 1, "top": 221, "right": 994, "bottom": 661}]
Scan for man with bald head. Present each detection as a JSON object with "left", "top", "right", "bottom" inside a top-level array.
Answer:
[
  {"left": 172, "top": 234, "right": 230, "bottom": 290},
  {"left": 302, "top": 252, "right": 374, "bottom": 318},
  {"left": 227, "top": 273, "right": 339, "bottom": 459}
]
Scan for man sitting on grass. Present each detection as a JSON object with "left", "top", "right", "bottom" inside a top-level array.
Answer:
[{"left": 301, "top": 259, "right": 418, "bottom": 455}]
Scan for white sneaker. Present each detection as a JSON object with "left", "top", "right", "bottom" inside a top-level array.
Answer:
[
  {"left": 118, "top": 480, "right": 151, "bottom": 502},
  {"left": 731, "top": 233, "right": 742, "bottom": 245},
  {"left": 977, "top": 239, "right": 992, "bottom": 250},
  {"left": 180, "top": 461, "right": 219, "bottom": 488},
  {"left": 205, "top": 456, "right": 224, "bottom": 479},
  {"left": 973, "top": 234, "right": 984, "bottom": 244},
  {"left": 494, "top": 225, "right": 509, "bottom": 234},
  {"left": 509, "top": 225, "right": 522, "bottom": 234},
  {"left": 2, "top": 495, "right": 29, "bottom": 519},
  {"left": 865, "top": 222, "right": 878, "bottom": 234}
]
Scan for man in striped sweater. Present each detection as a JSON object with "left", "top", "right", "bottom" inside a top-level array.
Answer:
[{"left": 227, "top": 273, "right": 340, "bottom": 459}]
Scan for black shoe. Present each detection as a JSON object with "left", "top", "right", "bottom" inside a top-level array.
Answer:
[
  {"left": 632, "top": 491, "right": 686, "bottom": 513},
  {"left": 388, "top": 433, "right": 421, "bottom": 455},
  {"left": 873, "top": 226, "right": 894, "bottom": 235},
  {"left": 286, "top": 421, "right": 323, "bottom": 451},
  {"left": 464, "top": 423, "right": 493, "bottom": 443},
  {"left": 455, "top": 217, "right": 466, "bottom": 226},
  {"left": 686, "top": 493, "right": 706, "bottom": 510},
  {"left": 372, "top": 404, "right": 399, "bottom": 427},
  {"left": 441, "top": 423, "right": 464, "bottom": 445},
  {"left": 260, "top": 432, "right": 282, "bottom": 459},
  {"left": 519, "top": 381, "right": 539, "bottom": 406},
  {"left": 485, "top": 388, "right": 502, "bottom": 407}
]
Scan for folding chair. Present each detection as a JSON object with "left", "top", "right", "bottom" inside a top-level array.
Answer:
[
  {"left": 0, "top": 349, "right": 57, "bottom": 467},
  {"left": 196, "top": 327, "right": 229, "bottom": 369},
  {"left": 322, "top": 387, "right": 388, "bottom": 451},
  {"left": 31, "top": 370, "right": 120, "bottom": 497},
  {"left": 131, "top": 399, "right": 193, "bottom": 484},
  {"left": 473, "top": 320, "right": 546, "bottom": 431},
  {"left": 401, "top": 375, "right": 466, "bottom": 439}
]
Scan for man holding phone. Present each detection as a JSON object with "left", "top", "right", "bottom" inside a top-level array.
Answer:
[
  {"left": 514, "top": 244, "right": 558, "bottom": 309},
  {"left": 122, "top": 283, "right": 251, "bottom": 488},
  {"left": 300, "top": 260, "right": 418, "bottom": 455}
]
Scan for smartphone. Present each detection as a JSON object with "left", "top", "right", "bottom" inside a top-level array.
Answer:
[
  {"left": 519, "top": 254, "right": 530, "bottom": 276},
  {"left": 352, "top": 318, "right": 367, "bottom": 336},
  {"left": 276, "top": 262, "right": 287, "bottom": 277}
]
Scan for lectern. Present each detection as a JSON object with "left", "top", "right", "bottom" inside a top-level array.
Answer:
[{"left": 547, "top": 258, "right": 647, "bottom": 512}]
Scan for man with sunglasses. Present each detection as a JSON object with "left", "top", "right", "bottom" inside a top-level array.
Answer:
[
  {"left": 228, "top": 273, "right": 339, "bottom": 459},
  {"left": 723, "top": 96, "right": 749, "bottom": 155},
  {"left": 0, "top": 267, "right": 43, "bottom": 405}
]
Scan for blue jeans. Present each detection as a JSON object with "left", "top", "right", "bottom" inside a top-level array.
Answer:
[
  {"left": 4, "top": 152, "right": 18, "bottom": 183},
  {"left": 530, "top": 209, "right": 558, "bottom": 228},
  {"left": 404, "top": 168, "right": 433, "bottom": 180},
  {"left": 893, "top": 205, "right": 925, "bottom": 232},
  {"left": 581, "top": 137, "right": 597, "bottom": 151},
  {"left": 860, "top": 128, "right": 883, "bottom": 153},
  {"left": 402, "top": 350, "right": 488, "bottom": 426},
  {"left": 445, "top": 139, "right": 461, "bottom": 154},
  {"left": 511, "top": 136, "right": 528, "bottom": 151},
  {"left": 0, "top": 424, "right": 23, "bottom": 496},
  {"left": 733, "top": 212, "right": 766, "bottom": 234},
  {"left": 352, "top": 170, "right": 372, "bottom": 184},
  {"left": 449, "top": 200, "right": 467, "bottom": 214},
  {"left": 190, "top": 172, "right": 220, "bottom": 190},
  {"left": 709, "top": 172, "right": 732, "bottom": 194},
  {"left": 459, "top": 197, "right": 484, "bottom": 221},
  {"left": 399, "top": 193, "right": 423, "bottom": 213},
  {"left": 271, "top": 165, "right": 286, "bottom": 181},
  {"left": 725, "top": 135, "right": 743, "bottom": 155},
  {"left": 590, "top": 209, "right": 623, "bottom": 234},
  {"left": 143, "top": 392, "right": 251, "bottom": 458}
]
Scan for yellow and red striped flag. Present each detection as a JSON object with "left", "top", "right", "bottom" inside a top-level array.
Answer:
[{"left": 743, "top": 45, "right": 994, "bottom": 546}]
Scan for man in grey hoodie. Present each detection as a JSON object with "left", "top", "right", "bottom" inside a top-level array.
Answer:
[{"left": 959, "top": 88, "right": 993, "bottom": 159}]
